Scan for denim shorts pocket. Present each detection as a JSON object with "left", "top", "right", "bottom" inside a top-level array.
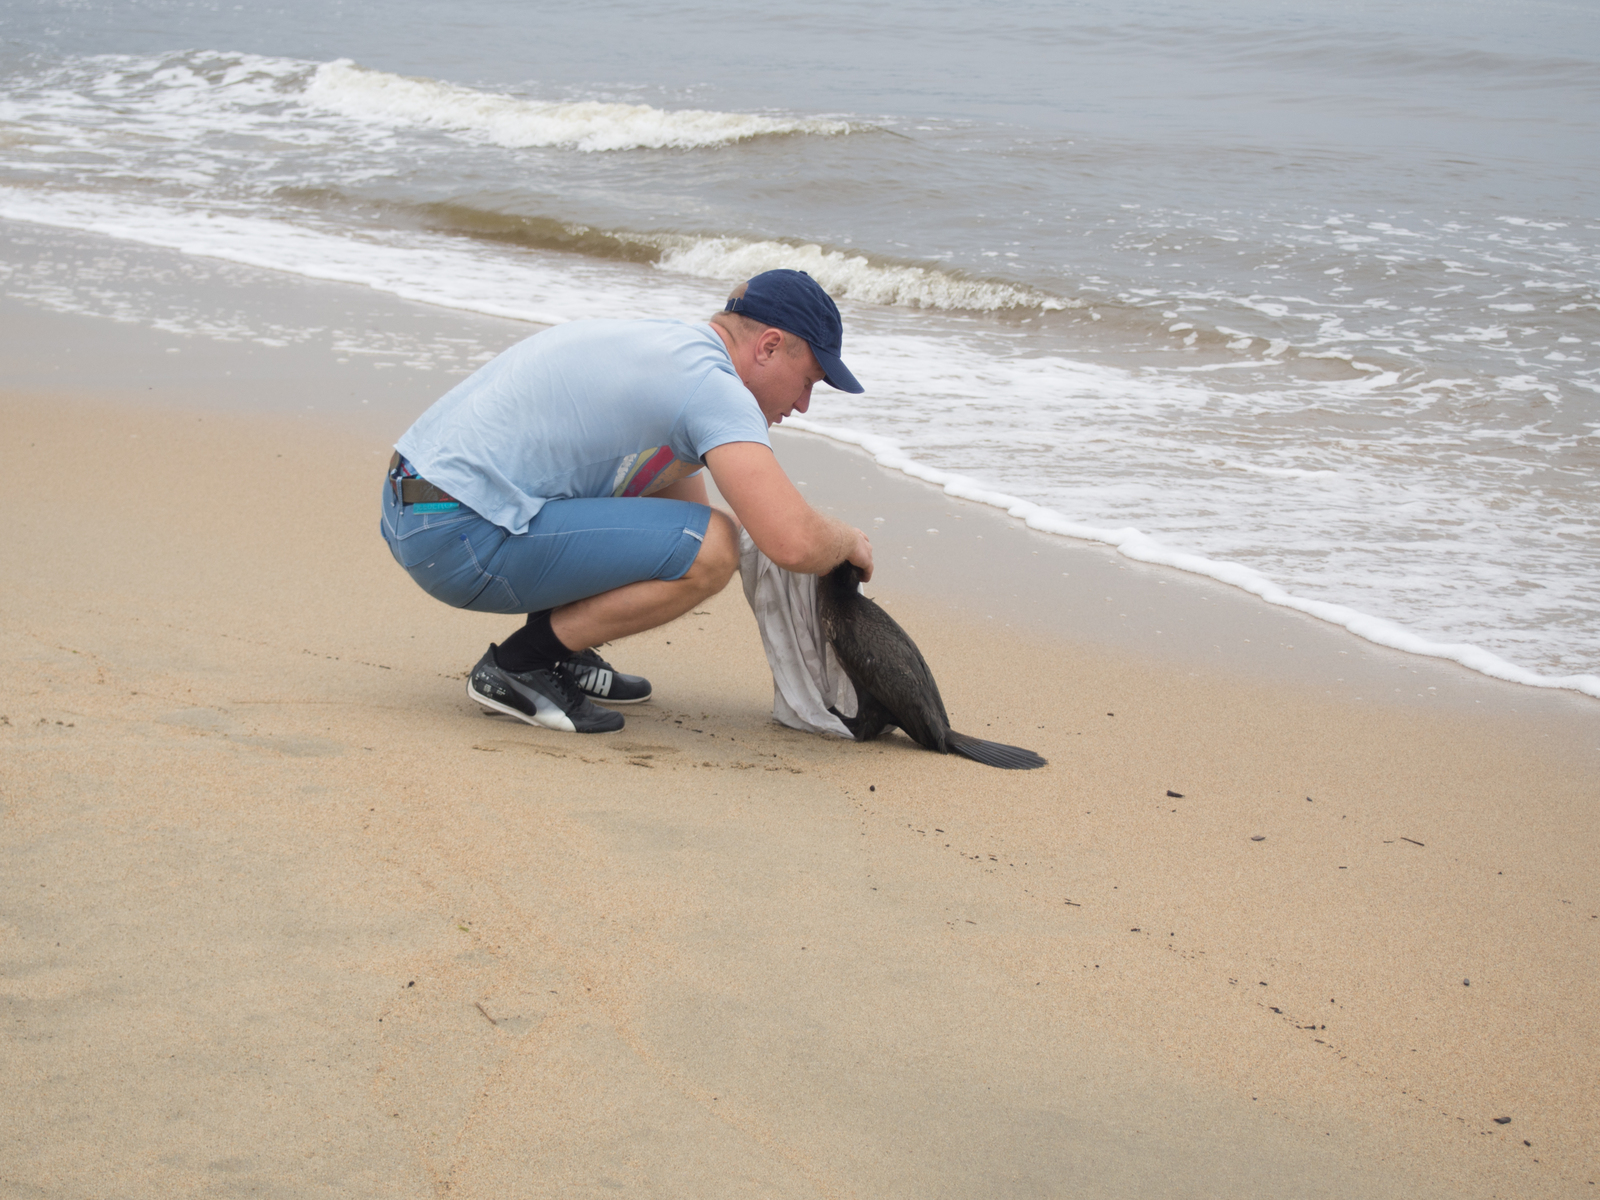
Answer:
[
  {"left": 384, "top": 506, "right": 477, "bottom": 553},
  {"left": 381, "top": 479, "right": 510, "bottom": 608},
  {"left": 399, "top": 530, "right": 472, "bottom": 607}
]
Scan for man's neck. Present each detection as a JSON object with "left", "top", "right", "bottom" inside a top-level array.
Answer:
[{"left": 708, "top": 320, "right": 737, "bottom": 360}]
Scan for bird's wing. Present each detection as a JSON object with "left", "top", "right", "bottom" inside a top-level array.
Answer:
[{"left": 828, "top": 597, "right": 952, "bottom": 752}]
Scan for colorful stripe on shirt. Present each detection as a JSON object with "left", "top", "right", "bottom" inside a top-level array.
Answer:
[{"left": 616, "top": 445, "right": 679, "bottom": 497}]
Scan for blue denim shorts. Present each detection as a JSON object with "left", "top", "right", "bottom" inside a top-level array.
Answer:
[{"left": 380, "top": 473, "right": 711, "bottom": 614}]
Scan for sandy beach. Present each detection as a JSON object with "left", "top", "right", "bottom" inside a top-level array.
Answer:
[{"left": 3, "top": 281, "right": 1597, "bottom": 1198}]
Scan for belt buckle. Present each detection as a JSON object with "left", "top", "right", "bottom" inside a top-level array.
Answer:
[{"left": 387, "top": 452, "right": 405, "bottom": 506}]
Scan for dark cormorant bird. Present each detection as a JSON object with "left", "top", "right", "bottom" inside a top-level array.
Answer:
[{"left": 817, "top": 563, "right": 1047, "bottom": 770}]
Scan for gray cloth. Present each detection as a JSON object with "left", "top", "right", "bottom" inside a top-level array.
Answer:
[{"left": 737, "top": 531, "right": 857, "bottom": 738}]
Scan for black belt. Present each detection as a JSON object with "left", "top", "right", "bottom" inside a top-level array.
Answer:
[{"left": 388, "top": 451, "right": 459, "bottom": 507}]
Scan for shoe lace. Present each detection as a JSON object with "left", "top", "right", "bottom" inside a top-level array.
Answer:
[
  {"left": 546, "top": 663, "right": 590, "bottom": 709},
  {"left": 567, "top": 646, "right": 613, "bottom": 671}
]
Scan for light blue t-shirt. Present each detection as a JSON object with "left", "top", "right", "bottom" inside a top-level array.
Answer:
[{"left": 396, "top": 319, "right": 771, "bottom": 534}]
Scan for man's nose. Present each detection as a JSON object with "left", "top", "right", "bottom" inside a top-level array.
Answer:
[{"left": 796, "top": 386, "right": 812, "bottom": 413}]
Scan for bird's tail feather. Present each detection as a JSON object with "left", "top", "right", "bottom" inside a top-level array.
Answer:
[{"left": 945, "top": 731, "right": 1047, "bottom": 770}]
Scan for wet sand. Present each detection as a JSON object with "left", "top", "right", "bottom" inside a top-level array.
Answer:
[{"left": 2, "top": 288, "right": 1596, "bottom": 1198}]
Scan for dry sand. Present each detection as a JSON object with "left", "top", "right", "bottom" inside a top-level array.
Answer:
[{"left": 2, "top": 295, "right": 1597, "bottom": 1198}]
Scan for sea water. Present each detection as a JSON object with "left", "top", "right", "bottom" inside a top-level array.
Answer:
[{"left": 1, "top": 0, "right": 1596, "bottom": 696}]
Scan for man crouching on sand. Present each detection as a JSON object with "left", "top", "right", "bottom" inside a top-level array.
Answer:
[{"left": 381, "top": 269, "right": 875, "bottom": 733}]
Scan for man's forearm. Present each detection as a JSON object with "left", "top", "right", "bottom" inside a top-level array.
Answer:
[
  {"left": 703, "top": 441, "right": 872, "bottom": 578},
  {"left": 768, "top": 509, "right": 872, "bottom": 579}
]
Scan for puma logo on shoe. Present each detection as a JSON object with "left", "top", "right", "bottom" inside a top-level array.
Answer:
[{"left": 569, "top": 665, "right": 614, "bottom": 697}]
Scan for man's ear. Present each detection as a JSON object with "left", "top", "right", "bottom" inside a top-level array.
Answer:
[{"left": 755, "top": 327, "right": 785, "bottom": 362}]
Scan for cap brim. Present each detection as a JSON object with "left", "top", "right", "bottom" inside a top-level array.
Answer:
[{"left": 814, "top": 346, "right": 864, "bottom": 394}]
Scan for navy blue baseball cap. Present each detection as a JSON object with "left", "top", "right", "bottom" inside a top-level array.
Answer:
[{"left": 724, "top": 269, "right": 864, "bottom": 393}]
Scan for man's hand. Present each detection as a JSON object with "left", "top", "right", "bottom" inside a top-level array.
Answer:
[
  {"left": 846, "top": 525, "right": 874, "bottom": 581},
  {"left": 705, "top": 441, "right": 872, "bottom": 579}
]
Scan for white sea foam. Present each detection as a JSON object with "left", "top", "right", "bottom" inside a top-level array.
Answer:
[
  {"left": 0, "top": 187, "right": 702, "bottom": 325},
  {"left": 657, "top": 237, "right": 1069, "bottom": 312},
  {"left": 302, "top": 59, "right": 850, "bottom": 151},
  {"left": 784, "top": 416, "right": 1600, "bottom": 700},
  {"left": 0, "top": 51, "right": 1060, "bottom": 316}
]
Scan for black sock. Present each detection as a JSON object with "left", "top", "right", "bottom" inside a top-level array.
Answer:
[{"left": 494, "top": 610, "right": 573, "bottom": 673}]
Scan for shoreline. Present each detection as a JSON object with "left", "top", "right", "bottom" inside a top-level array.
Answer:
[
  {"left": 4, "top": 280, "right": 1598, "bottom": 1197},
  {"left": 784, "top": 418, "right": 1600, "bottom": 703},
  {"left": 767, "top": 428, "right": 1599, "bottom": 733},
  {"left": 5, "top": 214, "right": 1596, "bottom": 704},
  {"left": 10, "top": 264, "right": 1593, "bottom": 726}
]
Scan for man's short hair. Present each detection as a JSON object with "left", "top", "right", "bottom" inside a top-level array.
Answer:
[{"left": 712, "top": 307, "right": 819, "bottom": 361}]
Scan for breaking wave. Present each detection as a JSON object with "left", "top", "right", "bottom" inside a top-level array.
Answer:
[
  {"left": 656, "top": 237, "right": 1070, "bottom": 311},
  {"left": 282, "top": 193, "right": 1072, "bottom": 313},
  {"left": 303, "top": 59, "right": 852, "bottom": 151}
]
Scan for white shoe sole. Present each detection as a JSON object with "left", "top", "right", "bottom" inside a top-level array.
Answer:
[{"left": 466, "top": 676, "right": 578, "bottom": 733}]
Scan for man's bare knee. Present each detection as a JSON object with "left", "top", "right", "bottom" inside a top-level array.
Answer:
[{"left": 686, "top": 509, "right": 740, "bottom": 593}]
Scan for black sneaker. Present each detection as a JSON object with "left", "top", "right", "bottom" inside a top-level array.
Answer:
[
  {"left": 559, "top": 647, "right": 652, "bottom": 705},
  {"left": 466, "top": 646, "right": 624, "bottom": 733}
]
